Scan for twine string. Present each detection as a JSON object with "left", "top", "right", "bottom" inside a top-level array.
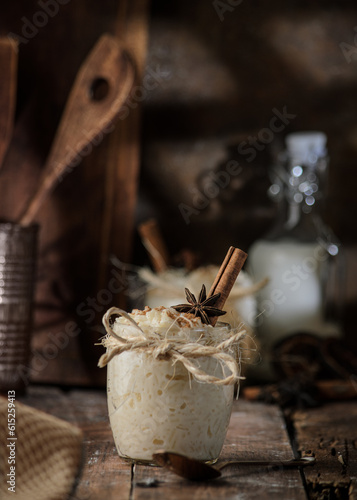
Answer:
[{"left": 98, "top": 307, "right": 245, "bottom": 386}]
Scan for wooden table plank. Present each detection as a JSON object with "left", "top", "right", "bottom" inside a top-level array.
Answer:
[
  {"left": 19, "top": 387, "right": 306, "bottom": 499},
  {"left": 131, "top": 400, "right": 306, "bottom": 500},
  {"left": 69, "top": 390, "right": 132, "bottom": 500},
  {"left": 19, "top": 387, "right": 132, "bottom": 500},
  {"left": 293, "top": 401, "right": 357, "bottom": 500}
]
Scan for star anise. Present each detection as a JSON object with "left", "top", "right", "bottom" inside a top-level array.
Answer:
[{"left": 172, "top": 284, "right": 226, "bottom": 325}]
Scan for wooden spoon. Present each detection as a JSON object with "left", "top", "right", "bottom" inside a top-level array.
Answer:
[
  {"left": 152, "top": 451, "right": 316, "bottom": 481},
  {"left": 19, "top": 33, "right": 135, "bottom": 226},
  {"left": 0, "top": 38, "right": 18, "bottom": 171}
]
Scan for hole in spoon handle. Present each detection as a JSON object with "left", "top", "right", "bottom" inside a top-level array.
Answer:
[{"left": 90, "top": 77, "right": 110, "bottom": 101}]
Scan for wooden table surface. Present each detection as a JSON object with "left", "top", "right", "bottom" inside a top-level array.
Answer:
[{"left": 19, "top": 386, "right": 357, "bottom": 500}]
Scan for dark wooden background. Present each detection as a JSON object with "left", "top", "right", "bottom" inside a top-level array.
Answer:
[{"left": 0, "top": 0, "right": 356, "bottom": 387}]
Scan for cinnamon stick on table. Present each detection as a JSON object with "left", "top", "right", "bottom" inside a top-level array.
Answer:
[
  {"left": 138, "top": 218, "right": 170, "bottom": 273},
  {"left": 208, "top": 246, "right": 247, "bottom": 326}
]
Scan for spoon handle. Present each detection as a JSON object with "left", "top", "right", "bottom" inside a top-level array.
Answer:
[
  {"left": 0, "top": 38, "right": 17, "bottom": 172},
  {"left": 217, "top": 456, "right": 316, "bottom": 471},
  {"left": 19, "top": 34, "right": 134, "bottom": 227}
]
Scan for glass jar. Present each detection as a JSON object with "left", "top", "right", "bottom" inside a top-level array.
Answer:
[
  {"left": 248, "top": 132, "right": 343, "bottom": 377},
  {"left": 100, "top": 307, "right": 239, "bottom": 465}
]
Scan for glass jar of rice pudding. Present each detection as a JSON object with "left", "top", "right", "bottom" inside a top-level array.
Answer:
[{"left": 99, "top": 306, "right": 242, "bottom": 465}]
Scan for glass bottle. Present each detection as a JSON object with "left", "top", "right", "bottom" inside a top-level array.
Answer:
[{"left": 248, "top": 132, "right": 343, "bottom": 377}]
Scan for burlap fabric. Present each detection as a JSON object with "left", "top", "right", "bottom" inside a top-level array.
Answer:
[{"left": 0, "top": 397, "right": 83, "bottom": 500}]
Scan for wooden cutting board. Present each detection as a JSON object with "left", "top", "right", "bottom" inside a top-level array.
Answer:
[{"left": 98, "top": 0, "right": 150, "bottom": 305}]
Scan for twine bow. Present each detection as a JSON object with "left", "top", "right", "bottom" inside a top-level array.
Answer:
[{"left": 98, "top": 307, "right": 245, "bottom": 386}]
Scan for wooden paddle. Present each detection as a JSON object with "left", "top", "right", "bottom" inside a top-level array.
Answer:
[
  {"left": 0, "top": 38, "right": 18, "bottom": 171},
  {"left": 19, "top": 33, "right": 135, "bottom": 226}
]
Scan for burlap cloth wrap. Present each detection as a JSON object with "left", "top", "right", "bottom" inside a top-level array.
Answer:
[{"left": 0, "top": 397, "right": 83, "bottom": 500}]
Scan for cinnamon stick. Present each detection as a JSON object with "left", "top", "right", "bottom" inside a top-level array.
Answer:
[
  {"left": 208, "top": 246, "right": 247, "bottom": 326},
  {"left": 138, "top": 218, "right": 170, "bottom": 273}
]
